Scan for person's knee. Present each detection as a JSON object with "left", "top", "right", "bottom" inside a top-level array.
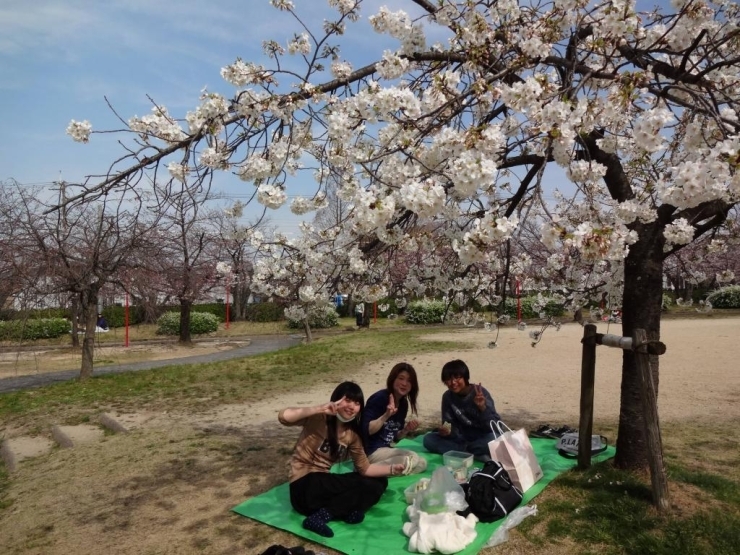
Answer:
[
  {"left": 364, "top": 476, "right": 387, "bottom": 499},
  {"left": 422, "top": 432, "right": 438, "bottom": 451},
  {"left": 413, "top": 455, "right": 428, "bottom": 473}
]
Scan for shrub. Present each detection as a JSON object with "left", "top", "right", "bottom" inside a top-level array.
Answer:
[
  {"left": 662, "top": 293, "right": 673, "bottom": 311},
  {"left": 706, "top": 285, "right": 740, "bottom": 308},
  {"left": 156, "top": 311, "right": 220, "bottom": 335},
  {"left": 0, "top": 318, "right": 70, "bottom": 341},
  {"left": 0, "top": 308, "right": 71, "bottom": 321},
  {"left": 286, "top": 305, "right": 339, "bottom": 329},
  {"left": 192, "top": 303, "right": 226, "bottom": 321},
  {"left": 405, "top": 299, "right": 447, "bottom": 324},
  {"left": 245, "top": 301, "right": 285, "bottom": 322},
  {"left": 100, "top": 305, "right": 146, "bottom": 328},
  {"left": 499, "top": 296, "right": 565, "bottom": 319}
]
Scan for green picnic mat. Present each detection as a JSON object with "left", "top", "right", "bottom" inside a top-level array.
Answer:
[{"left": 232, "top": 435, "right": 615, "bottom": 554}]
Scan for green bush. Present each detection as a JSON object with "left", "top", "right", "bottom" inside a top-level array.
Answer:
[
  {"left": 286, "top": 305, "right": 339, "bottom": 329},
  {"left": 499, "top": 296, "right": 565, "bottom": 319},
  {"left": 0, "top": 308, "right": 71, "bottom": 321},
  {"left": 100, "top": 305, "right": 146, "bottom": 328},
  {"left": 0, "top": 318, "right": 70, "bottom": 341},
  {"left": 156, "top": 311, "right": 220, "bottom": 335},
  {"left": 405, "top": 299, "right": 447, "bottom": 324},
  {"left": 706, "top": 285, "right": 740, "bottom": 308},
  {"left": 245, "top": 301, "right": 285, "bottom": 322},
  {"left": 662, "top": 293, "right": 673, "bottom": 311},
  {"left": 192, "top": 303, "right": 226, "bottom": 321}
]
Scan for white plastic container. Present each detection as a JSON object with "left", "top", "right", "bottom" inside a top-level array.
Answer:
[
  {"left": 443, "top": 450, "right": 474, "bottom": 483},
  {"left": 404, "top": 477, "right": 430, "bottom": 503}
]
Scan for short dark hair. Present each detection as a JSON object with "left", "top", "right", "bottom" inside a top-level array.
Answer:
[
  {"left": 441, "top": 359, "right": 470, "bottom": 385},
  {"left": 386, "top": 362, "right": 419, "bottom": 415}
]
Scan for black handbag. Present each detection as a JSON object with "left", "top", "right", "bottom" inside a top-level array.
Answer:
[{"left": 457, "top": 460, "right": 523, "bottom": 522}]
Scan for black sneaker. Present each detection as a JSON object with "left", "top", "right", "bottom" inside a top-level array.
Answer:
[
  {"left": 551, "top": 425, "right": 577, "bottom": 438},
  {"left": 530, "top": 424, "right": 558, "bottom": 439}
]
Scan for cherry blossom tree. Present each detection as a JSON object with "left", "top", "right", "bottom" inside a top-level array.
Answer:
[
  {"left": 66, "top": 0, "right": 740, "bottom": 469},
  {"left": 143, "top": 178, "right": 223, "bottom": 344},
  {"left": 212, "top": 202, "right": 273, "bottom": 321},
  {"left": 1, "top": 180, "right": 153, "bottom": 378}
]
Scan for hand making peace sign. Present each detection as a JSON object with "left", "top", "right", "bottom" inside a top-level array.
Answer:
[
  {"left": 321, "top": 396, "right": 352, "bottom": 415},
  {"left": 473, "top": 383, "right": 487, "bottom": 411},
  {"left": 384, "top": 393, "right": 398, "bottom": 419}
]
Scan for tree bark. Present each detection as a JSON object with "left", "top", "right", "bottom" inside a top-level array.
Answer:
[
  {"left": 615, "top": 222, "right": 664, "bottom": 470},
  {"left": 302, "top": 317, "right": 313, "bottom": 343},
  {"left": 79, "top": 289, "right": 100, "bottom": 380},
  {"left": 179, "top": 298, "right": 192, "bottom": 345},
  {"left": 70, "top": 297, "right": 80, "bottom": 348}
]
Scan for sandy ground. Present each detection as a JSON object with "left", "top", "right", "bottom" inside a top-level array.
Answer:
[
  {"left": 2, "top": 318, "right": 739, "bottom": 555},
  {"left": 194, "top": 317, "right": 740, "bottom": 431},
  {"left": 0, "top": 341, "right": 243, "bottom": 379}
]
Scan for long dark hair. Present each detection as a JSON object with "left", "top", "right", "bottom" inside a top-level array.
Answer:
[
  {"left": 327, "top": 381, "right": 365, "bottom": 459},
  {"left": 387, "top": 362, "right": 419, "bottom": 415}
]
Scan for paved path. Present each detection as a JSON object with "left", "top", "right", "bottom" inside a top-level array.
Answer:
[{"left": 0, "top": 335, "right": 304, "bottom": 393}]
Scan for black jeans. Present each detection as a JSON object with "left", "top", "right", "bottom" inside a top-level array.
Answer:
[{"left": 289, "top": 472, "right": 387, "bottom": 519}]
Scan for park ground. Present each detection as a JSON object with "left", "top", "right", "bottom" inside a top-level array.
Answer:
[{"left": 0, "top": 317, "right": 739, "bottom": 554}]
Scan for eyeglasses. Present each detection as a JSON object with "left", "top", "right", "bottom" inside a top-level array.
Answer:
[{"left": 444, "top": 376, "right": 465, "bottom": 385}]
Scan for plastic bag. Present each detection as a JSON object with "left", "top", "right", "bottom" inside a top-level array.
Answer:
[
  {"left": 484, "top": 504, "right": 538, "bottom": 547},
  {"left": 418, "top": 467, "right": 467, "bottom": 513}
]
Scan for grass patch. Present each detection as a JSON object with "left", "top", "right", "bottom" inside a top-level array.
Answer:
[
  {"left": 518, "top": 425, "right": 740, "bottom": 555},
  {"left": 0, "top": 328, "right": 464, "bottom": 428}
]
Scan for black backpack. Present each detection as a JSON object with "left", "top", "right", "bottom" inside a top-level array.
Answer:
[{"left": 457, "top": 460, "right": 523, "bottom": 522}]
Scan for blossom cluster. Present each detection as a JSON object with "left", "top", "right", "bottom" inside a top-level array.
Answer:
[
  {"left": 66, "top": 0, "right": 740, "bottom": 326},
  {"left": 129, "top": 107, "right": 186, "bottom": 143},
  {"left": 66, "top": 119, "right": 92, "bottom": 143}
]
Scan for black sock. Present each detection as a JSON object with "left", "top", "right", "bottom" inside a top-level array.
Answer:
[{"left": 302, "top": 508, "right": 334, "bottom": 537}]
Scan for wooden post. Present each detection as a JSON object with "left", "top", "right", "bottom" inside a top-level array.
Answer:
[
  {"left": 633, "top": 328, "right": 669, "bottom": 510},
  {"left": 578, "top": 324, "right": 597, "bottom": 469}
]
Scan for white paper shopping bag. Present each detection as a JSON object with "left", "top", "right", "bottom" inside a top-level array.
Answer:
[{"left": 488, "top": 421, "right": 543, "bottom": 493}]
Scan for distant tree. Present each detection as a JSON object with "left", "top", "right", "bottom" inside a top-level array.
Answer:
[
  {"left": 144, "top": 178, "right": 222, "bottom": 344},
  {"left": 212, "top": 201, "right": 272, "bottom": 320},
  {"left": 1, "top": 179, "right": 153, "bottom": 378}
]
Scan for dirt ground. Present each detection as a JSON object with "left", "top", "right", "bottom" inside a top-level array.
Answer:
[
  {"left": 1, "top": 318, "right": 739, "bottom": 555},
  {"left": 0, "top": 341, "right": 243, "bottom": 379}
]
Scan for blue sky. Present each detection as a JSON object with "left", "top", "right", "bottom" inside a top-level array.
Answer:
[
  {"left": 1, "top": 0, "right": 636, "bottom": 230},
  {"left": 0, "top": 0, "right": 410, "bottom": 232}
]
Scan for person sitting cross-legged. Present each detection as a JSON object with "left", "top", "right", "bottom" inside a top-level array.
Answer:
[
  {"left": 279, "top": 381, "right": 405, "bottom": 538},
  {"left": 361, "top": 362, "right": 427, "bottom": 475},
  {"left": 423, "top": 359, "right": 501, "bottom": 462}
]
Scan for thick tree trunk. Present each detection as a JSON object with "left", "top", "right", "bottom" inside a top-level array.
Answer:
[
  {"left": 179, "top": 298, "right": 192, "bottom": 345},
  {"left": 615, "top": 223, "right": 664, "bottom": 470}
]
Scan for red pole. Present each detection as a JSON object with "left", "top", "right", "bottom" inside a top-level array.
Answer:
[
  {"left": 516, "top": 279, "right": 522, "bottom": 322},
  {"left": 225, "top": 278, "right": 230, "bottom": 330},
  {"left": 124, "top": 291, "right": 130, "bottom": 348}
]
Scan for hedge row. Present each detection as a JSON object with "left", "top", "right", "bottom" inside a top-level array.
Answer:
[
  {"left": 498, "top": 296, "right": 565, "bottom": 319},
  {"left": 0, "top": 318, "right": 70, "bottom": 341}
]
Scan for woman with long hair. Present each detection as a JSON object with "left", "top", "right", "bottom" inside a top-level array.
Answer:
[
  {"left": 279, "top": 381, "right": 405, "bottom": 538},
  {"left": 361, "top": 362, "right": 427, "bottom": 474}
]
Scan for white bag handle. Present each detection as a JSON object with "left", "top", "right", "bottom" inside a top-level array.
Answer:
[{"left": 489, "top": 419, "right": 512, "bottom": 437}]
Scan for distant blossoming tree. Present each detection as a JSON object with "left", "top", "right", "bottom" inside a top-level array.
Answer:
[{"left": 67, "top": 0, "right": 740, "bottom": 469}]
